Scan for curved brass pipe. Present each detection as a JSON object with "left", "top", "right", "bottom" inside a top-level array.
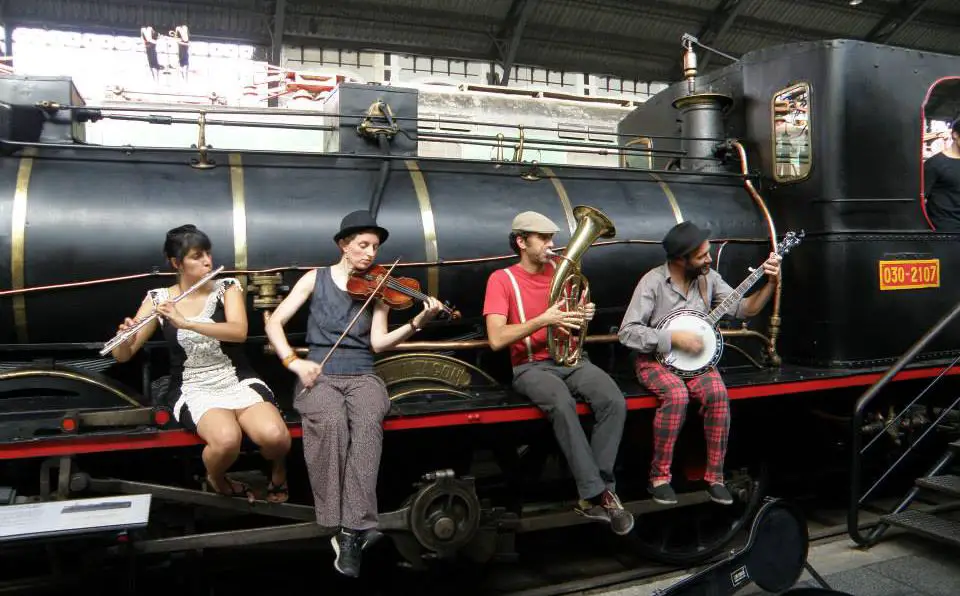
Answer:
[
  {"left": 620, "top": 137, "right": 653, "bottom": 170},
  {"left": 730, "top": 140, "right": 783, "bottom": 366}
]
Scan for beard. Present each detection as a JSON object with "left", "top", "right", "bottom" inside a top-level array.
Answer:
[{"left": 684, "top": 262, "right": 710, "bottom": 279}]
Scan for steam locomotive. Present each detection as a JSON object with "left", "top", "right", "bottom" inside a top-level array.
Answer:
[{"left": 1, "top": 36, "right": 959, "bottom": 573}]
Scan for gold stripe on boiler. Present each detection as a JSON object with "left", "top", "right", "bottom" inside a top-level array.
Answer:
[
  {"left": 11, "top": 147, "right": 37, "bottom": 343},
  {"left": 404, "top": 160, "right": 440, "bottom": 298},
  {"left": 229, "top": 153, "right": 249, "bottom": 291},
  {"left": 541, "top": 166, "right": 577, "bottom": 235},
  {"left": 649, "top": 172, "right": 684, "bottom": 224}
]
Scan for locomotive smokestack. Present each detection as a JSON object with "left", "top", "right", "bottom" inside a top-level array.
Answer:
[{"left": 672, "top": 38, "right": 732, "bottom": 173}]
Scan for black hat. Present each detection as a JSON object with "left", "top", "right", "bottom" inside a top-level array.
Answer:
[
  {"left": 333, "top": 210, "right": 390, "bottom": 245},
  {"left": 662, "top": 221, "right": 710, "bottom": 259}
]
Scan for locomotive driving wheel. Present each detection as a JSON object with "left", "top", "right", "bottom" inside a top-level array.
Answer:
[
  {"left": 408, "top": 471, "right": 482, "bottom": 555},
  {"left": 380, "top": 470, "right": 485, "bottom": 568}
]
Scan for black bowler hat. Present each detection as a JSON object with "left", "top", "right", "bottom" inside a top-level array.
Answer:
[
  {"left": 662, "top": 221, "right": 710, "bottom": 259},
  {"left": 333, "top": 210, "right": 390, "bottom": 245}
]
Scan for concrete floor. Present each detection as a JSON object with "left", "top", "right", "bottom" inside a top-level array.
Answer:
[{"left": 598, "top": 533, "right": 960, "bottom": 596}]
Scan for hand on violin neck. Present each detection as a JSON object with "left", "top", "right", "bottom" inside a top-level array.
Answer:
[{"left": 415, "top": 296, "right": 444, "bottom": 327}]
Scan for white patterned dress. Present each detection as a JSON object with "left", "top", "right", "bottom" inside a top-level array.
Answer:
[{"left": 148, "top": 278, "right": 274, "bottom": 430}]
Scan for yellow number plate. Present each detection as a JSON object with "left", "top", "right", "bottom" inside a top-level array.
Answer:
[{"left": 878, "top": 259, "right": 940, "bottom": 291}]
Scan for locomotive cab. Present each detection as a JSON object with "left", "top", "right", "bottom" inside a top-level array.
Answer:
[{"left": 621, "top": 38, "right": 960, "bottom": 369}]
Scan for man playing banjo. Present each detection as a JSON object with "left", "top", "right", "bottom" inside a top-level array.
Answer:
[{"left": 618, "top": 221, "right": 781, "bottom": 506}]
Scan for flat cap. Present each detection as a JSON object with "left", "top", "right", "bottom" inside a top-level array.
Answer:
[{"left": 511, "top": 211, "right": 560, "bottom": 234}]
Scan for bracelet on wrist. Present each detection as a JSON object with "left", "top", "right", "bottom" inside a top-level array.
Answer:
[
  {"left": 409, "top": 319, "right": 421, "bottom": 332},
  {"left": 281, "top": 353, "right": 299, "bottom": 368}
]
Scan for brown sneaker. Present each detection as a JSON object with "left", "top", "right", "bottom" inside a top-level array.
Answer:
[
  {"left": 601, "top": 490, "right": 635, "bottom": 535},
  {"left": 574, "top": 498, "right": 611, "bottom": 523}
]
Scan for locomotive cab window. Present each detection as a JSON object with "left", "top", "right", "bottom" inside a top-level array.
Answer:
[
  {"left": 921, "top": 78, "right": 960, "bottom": 232},
  {"left": 772, "top": 83, "right": 811, "bottom": 182}
]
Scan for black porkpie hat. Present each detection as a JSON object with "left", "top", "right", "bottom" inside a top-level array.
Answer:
[
  {"left": 333, "top": 210, "right": 390, "bottom": 245},
  {"left": 662, "top": 221, "right": 711, "bottom": 259}
]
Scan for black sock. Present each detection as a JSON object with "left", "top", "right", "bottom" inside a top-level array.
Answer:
[{"left": 588, "top": 492, "right": 605, "bottom": 506}]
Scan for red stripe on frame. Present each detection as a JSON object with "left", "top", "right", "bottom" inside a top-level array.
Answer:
[{"left": 0, "top": 365, "right": 957, "bottom": 460}]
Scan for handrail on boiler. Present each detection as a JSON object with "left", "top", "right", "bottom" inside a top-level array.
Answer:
[{"left": 847, "top": 297, "right": 960, "bottom": 546}]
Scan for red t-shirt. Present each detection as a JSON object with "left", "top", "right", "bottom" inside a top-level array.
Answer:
[{"left": 483, "top": 262, "right": 556, "bottom": 367}]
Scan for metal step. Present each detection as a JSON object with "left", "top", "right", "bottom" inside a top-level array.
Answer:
[
  {"left": 881, "top": 510, "right": 960, "bottom": 547},
  {"left": 917, "top": 475, "right": 960, "bottom": 498}
]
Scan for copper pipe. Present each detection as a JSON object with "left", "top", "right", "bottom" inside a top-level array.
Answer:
[
  {"left": 265, "top": 328, "right": 772, "bottom": 356},
  {"left": 730, "top": 140, "right": 783, "bottom": 366},
  {"left": 0, "top": 237, "right": 768, "bottom": 297}
]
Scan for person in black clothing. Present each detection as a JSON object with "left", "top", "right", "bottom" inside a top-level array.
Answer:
[
  {"left": 172, "top": 25, "right": 190, "bottom": 82},
  {"left": 141, "top": 26, "right": 161, "bottom": 82},
  {"left": 924, "top": 118, "right": 960, "bottom": 232}
]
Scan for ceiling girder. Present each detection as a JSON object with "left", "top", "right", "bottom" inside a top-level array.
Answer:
[
  {"left": 490, "top": 0, "right": 540, "bottom": 86},
  {"left": 864, "top": 0, "right": 934, "bottom": 43}
]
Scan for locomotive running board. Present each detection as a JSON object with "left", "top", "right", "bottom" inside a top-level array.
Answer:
[
  {"left": 85, "top": 478, "right": 316, "bottom": 522},
  {"left": 517, "top": 491, "right": 713, "bottom": 533},
  {"left": 106, "top": 521, "right": 329, "bottom": 556}
]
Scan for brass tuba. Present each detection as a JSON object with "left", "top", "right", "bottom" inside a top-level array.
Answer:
[{"left": 546, "top": 205, "right": 616, "bottom": 366}]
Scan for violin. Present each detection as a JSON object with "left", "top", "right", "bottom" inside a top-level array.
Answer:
[{"left": 346, "top": 263, "right": 461, "bottom": 320}]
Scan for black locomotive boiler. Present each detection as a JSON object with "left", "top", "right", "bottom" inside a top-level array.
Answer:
[{"left": 1, "top": 36, "right": 959, "bottom": 574}]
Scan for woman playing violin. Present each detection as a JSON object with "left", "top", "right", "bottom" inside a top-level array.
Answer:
[
  {"left": 264, "top": 210, "right": 442, "bottom": 579},
  {"left": 112, "top": 225, "right": 291, "bottom": 502}
]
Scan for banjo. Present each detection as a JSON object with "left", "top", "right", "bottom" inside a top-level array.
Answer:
[{"left": 655, "top": 230, "right": 805, "bottom": 378}]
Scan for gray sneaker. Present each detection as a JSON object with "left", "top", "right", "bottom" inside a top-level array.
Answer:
[{"left": 600, "top": 490, "right": 635, "bottom": 536}]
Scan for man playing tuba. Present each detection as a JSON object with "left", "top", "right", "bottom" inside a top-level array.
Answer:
[{"left": 482, "top": 211, "right": 634, "bottom": 536}]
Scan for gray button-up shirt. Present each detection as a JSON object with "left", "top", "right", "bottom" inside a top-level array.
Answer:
[{"left": 618, "top": 264, "right": 746, "bottom": 355}]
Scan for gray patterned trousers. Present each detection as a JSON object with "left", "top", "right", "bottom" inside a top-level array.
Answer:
[{"left": 294, "top": 373, "right": 390, "bottom": 531}]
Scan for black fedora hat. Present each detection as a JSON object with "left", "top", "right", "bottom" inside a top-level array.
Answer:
[
  {"left": 333, "top": 210, "right": 390, "bottom": 245},
  {"left": 662, "top": 221, "right": 710, "bottom": 259}
]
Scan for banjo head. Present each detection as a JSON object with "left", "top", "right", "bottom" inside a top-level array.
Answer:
[{"left": 656, "top": 310, "right": 724, "bottom": 377}]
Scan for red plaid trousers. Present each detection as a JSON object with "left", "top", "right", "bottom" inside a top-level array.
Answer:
[{"left": 635, "top": 354, "right": 730, "bottom": 485}]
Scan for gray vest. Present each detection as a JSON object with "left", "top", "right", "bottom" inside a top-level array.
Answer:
[{"left": 305, "top": 267, "right": 374, "bottom": 375}]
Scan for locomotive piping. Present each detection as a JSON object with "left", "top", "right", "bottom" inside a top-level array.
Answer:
[
  {"left": 404, "top": 161, "right": 440, "bottom": 298},
  {"left": 44, "top": 101, "right": 727, "bottom": 142},
  {"left": 266, "top": 328, "right": 772, "bottom": 355},
  {"left": 228, "top": 154, "right": 249, "bottom": 291},
  {"left": 0, "top": 140, "right": 748, "bottom": 181},
  {"left": 368, "top": 135, "right": 392, "bottom": 218},
  {"left": 10, "top": 147, "right": 36, "bottom": 343},
  {"left": 730, "top": 139, "right": 783, "bottom": 366},
  {"left": 0, "top": 238, "right": 770, "bottom": 297}
]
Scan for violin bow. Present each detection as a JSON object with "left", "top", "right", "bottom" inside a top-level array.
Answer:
[{"left": 298, "top": 257, "right": 401, "bottom": 397}]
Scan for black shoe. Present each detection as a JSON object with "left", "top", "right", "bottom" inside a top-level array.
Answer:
[
  {"left": 648, "top": 482, "right": 678, "bottom": 505},
  {"left": 331, "top": 529, "right": 362, "bottom": 578},
  {"left": 361, "top": 528, "right": 384, "bottom": 551},
  {"left": 707, "top": 483, "right": 734, "bottom": 505},
  {"left": 600, "top": 490, "right": 635, "bottom": 536}
]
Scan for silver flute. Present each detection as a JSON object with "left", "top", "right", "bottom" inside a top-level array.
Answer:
[{"left": 99, "top": 265, "right": 225, "bottom": 357}]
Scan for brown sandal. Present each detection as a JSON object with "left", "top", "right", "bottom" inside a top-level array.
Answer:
[
  {"left": 205, "top": 475, "right": 253, "bottom": 499},
  {"left": 266, "top": 480, "right": 289, "bottom": 503}
]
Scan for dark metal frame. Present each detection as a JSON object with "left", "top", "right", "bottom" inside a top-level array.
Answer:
[{"left": 848, "top": 297, "right": 960, "bottom": 546}]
